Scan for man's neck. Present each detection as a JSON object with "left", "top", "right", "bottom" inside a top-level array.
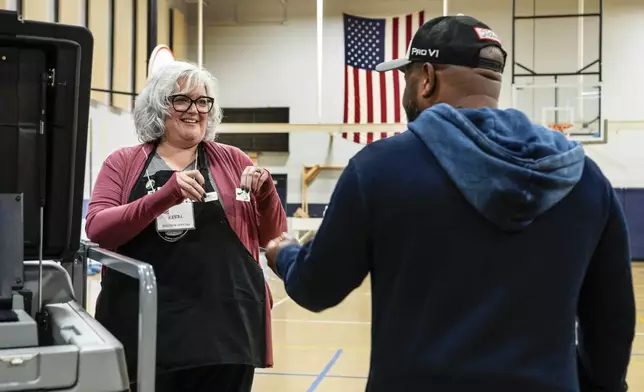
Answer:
[{"left": 451, "top": 95, "right": 498, "bottom": 109}]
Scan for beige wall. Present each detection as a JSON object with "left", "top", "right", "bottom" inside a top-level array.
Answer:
[
  {"left": 113, "top": 0, "right": 134, "bottom": 110},
  {"left": 157, "top": 0, "right": 169, "bottom": 46},
  {"left": 58, "top": 0, "right": 84, "bottom": 25},
  {"left": 135, "top": 0, "right": 148, "bottom": 95},
  {"left": 89, "top": 0, "right": 110, "bottom": 103},
  {"left": 172, "top": 8, "right": 187, "bottom": 60},
  {"left": 23, "top": 0, "right": 50, "bottom": 21}
]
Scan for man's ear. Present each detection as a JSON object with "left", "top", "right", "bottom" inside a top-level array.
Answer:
[{"left": 420, "top": 63, "right": 436, "bottom": 99}]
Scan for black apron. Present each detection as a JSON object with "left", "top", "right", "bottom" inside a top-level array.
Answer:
[{"left": 94, "top": 143, "right": 267, "bottom": 381}]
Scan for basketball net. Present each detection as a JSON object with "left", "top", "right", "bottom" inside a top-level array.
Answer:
[{"left": 548, "top": 123, "right": 573, "bottom": 136}]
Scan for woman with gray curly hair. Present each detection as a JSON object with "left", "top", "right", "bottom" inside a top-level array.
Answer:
[{"left": 85, "top": 60, "right": 287, "bottom": 392}]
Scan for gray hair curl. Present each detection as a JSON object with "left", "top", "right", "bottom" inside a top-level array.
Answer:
[{"left": 133, "top": 61, "right": 223, "bottom": 143}]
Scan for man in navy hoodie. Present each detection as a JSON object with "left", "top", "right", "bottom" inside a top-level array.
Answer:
[{"left": 265, "top": 15, "right": 636, "bottom": 392}]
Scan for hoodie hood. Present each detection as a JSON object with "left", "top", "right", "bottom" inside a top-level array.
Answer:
[{"left": 408, "top": 103, "right": 585, "bottom": 231}]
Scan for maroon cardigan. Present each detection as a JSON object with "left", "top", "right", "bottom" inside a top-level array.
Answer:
[{"left": 85, "top": 141, "right": 287, "bottom": 367}]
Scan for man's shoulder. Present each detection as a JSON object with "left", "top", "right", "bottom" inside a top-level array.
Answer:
[
  {"left": 572, "top": 155, "right": 616, "bottom": 209},
  {"left": 580, "top": 155, "right": 612, "bottom": 188},
  {"left": 351, "top": 130, "right": 424, "bottom": 167}
]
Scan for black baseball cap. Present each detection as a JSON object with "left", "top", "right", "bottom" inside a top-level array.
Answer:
[{"left": 375, "top": 14, "right": 506, "bottom": 73}]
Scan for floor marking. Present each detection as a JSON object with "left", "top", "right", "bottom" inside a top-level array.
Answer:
[
  {"left": 255, "top": 371, "right": 317, "bottom": 377},
  {"left": 273, "top": 344, "right": 370, "bottom": 352},
  {"left": 307, "top": 349, "right": 343, "bottom": 392},
  {"left": 255, "top": 371, "right": 367, "bottom": 380},
  {"left": 272, "top": 318, "right": 370, "bottom": 325},
  {"left": 324, "top": 374, "right": 368, "bottom": 380},
  {"left": 272, "top": 296, "right": 291, "bottom": 308}
]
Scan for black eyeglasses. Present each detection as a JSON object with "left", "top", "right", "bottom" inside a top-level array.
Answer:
[{"left": 168, "top": 94, "right": 214, "bottom": 114}]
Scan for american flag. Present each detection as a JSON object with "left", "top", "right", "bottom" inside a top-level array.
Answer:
[{"left": 342, "top": 11, "right": 426, "bottom": 144}]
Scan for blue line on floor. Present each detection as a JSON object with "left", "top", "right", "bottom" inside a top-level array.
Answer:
[
  {"left": 320, "top": 374, "right": 367, "bottom": 380},
  {"left": 254, "top": 371, "right": 367, "bottom": 380},
  {"left": 307, "top": 348, "right": 344, "bottom": 392}
]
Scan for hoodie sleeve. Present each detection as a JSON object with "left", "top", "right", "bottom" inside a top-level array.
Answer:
[
  {"left": 576, "top": 187, "right": 636, "bottom": 392},
  {"left": 275, "top": 159, "right": 370, "bottom": 312}
]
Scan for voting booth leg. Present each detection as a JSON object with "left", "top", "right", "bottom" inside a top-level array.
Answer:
[{"left": 79, "top": 240, "right": 159, "bottom": 392}]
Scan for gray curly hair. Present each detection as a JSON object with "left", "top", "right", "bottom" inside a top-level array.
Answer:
[{"left": 133, "top": 61, "right": 223, "bottom": 143}]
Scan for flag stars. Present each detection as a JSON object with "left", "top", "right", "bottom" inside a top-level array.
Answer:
[{"left": 345, "top": 16, "right": 385, "bottom": 70}]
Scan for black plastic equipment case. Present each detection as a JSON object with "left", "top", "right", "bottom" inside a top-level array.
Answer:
[{"left": 0, "top": 10, "right": 93, "bottom": 270}]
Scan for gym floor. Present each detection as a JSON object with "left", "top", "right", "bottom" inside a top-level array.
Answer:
[{"left": 87, "top": 263, "right": 644, "bottom": 391}]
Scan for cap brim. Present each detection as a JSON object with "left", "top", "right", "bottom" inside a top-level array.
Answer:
[{"left": 375, "top": 58, "right": 411, "bottom": 72}]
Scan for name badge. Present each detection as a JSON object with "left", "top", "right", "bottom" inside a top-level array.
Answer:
[
  {"left": 156, "top": 202, "right": 195, "bottom": 232},
  {"left": 204, "top": 191, "right": 218, "bottom": 203},
  {"left": 235, "top": 188, "right": 250, "bottom": 202}
]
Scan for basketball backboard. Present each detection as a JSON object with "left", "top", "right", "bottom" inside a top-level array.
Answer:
[{"left": 511, "top": 82, "right": 603, "bottom": 143}]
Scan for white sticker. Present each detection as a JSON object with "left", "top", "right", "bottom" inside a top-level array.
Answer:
[
  {"left": 235, "top": 188, "right": 251, "bottom": 202},
  {"left": 156, "top": 202, "right": 195, "bottom": 232},
  {"left": 204, "top": 191, "right": 218, "bottom": 203},
  {"left": 474, "top": 27, "right": 501, "bottom": 43}
]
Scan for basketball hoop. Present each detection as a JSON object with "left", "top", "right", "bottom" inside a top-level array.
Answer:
[
  {"left": 548, "top": 123, "right": 573, "bottom": 134},
  {"left": 148, "top": 44, "right": 175, "bottom": 76}
]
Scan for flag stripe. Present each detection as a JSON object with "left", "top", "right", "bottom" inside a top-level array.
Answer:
[
  {"left": 372, "top": 69, "right": 381, "bottom": 124},
  {"left": 343, "top": 65, "right": 349, "bottom": 123},
  {"left": 359, "top": 70, "right": 368, "bottom": 124},
  {"left": 392, "top": 17, "right": 401, "bottom": 123},
  {"left": 379, "top": 72, "right": 387, "bottom": 123},
  {"left": 384, "top": 17, "right": 395, "bottom": 123},
  {"left": 353, "top": 67, "right": 360, "bottom": 123},
  {"left": 366, "top": 71, "right": 373, "bottom": 123}
]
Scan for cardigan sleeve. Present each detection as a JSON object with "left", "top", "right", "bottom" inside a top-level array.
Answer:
[
  {"left": 85, "top": 148, "right": 185, "bottom": 250},
  {"left": 231, "top": 148, "right": 288, "bottom": 248}
]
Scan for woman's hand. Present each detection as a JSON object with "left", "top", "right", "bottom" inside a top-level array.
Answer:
[
  {"left": 240, "top": 166, "right": 271, "bottom": 193},
  {"left": 176, "top": 170, "right": 206, "bottom": 202}
]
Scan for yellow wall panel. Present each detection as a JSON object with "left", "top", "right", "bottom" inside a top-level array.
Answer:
[
  {"left": 113, "top": 0, "right": 133, "bottom": 110},
  {"left": 157, "top": 0, "right": 169, "bottom": 46},
  {"left": 172, "top": 8, "right": 187, "bottom": 60},
  {"left": 59, "top": 0, "right": 83, "bottom": 26},
  {"left": 23, "top": 0, "right": 51, "bottom": 21},
  {"left": 89, "top": 0, "right": 109, "bottom": 103},
  {"left": 135, "top": 0, "right": 148, "bottom": 95},
  {"left": 0, "top": 1, "right": 10, "bottom": 10}
]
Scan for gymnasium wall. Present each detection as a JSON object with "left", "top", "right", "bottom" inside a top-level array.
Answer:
[{"left": 182, "top": 0, "right": 644, "bottom": 211}]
